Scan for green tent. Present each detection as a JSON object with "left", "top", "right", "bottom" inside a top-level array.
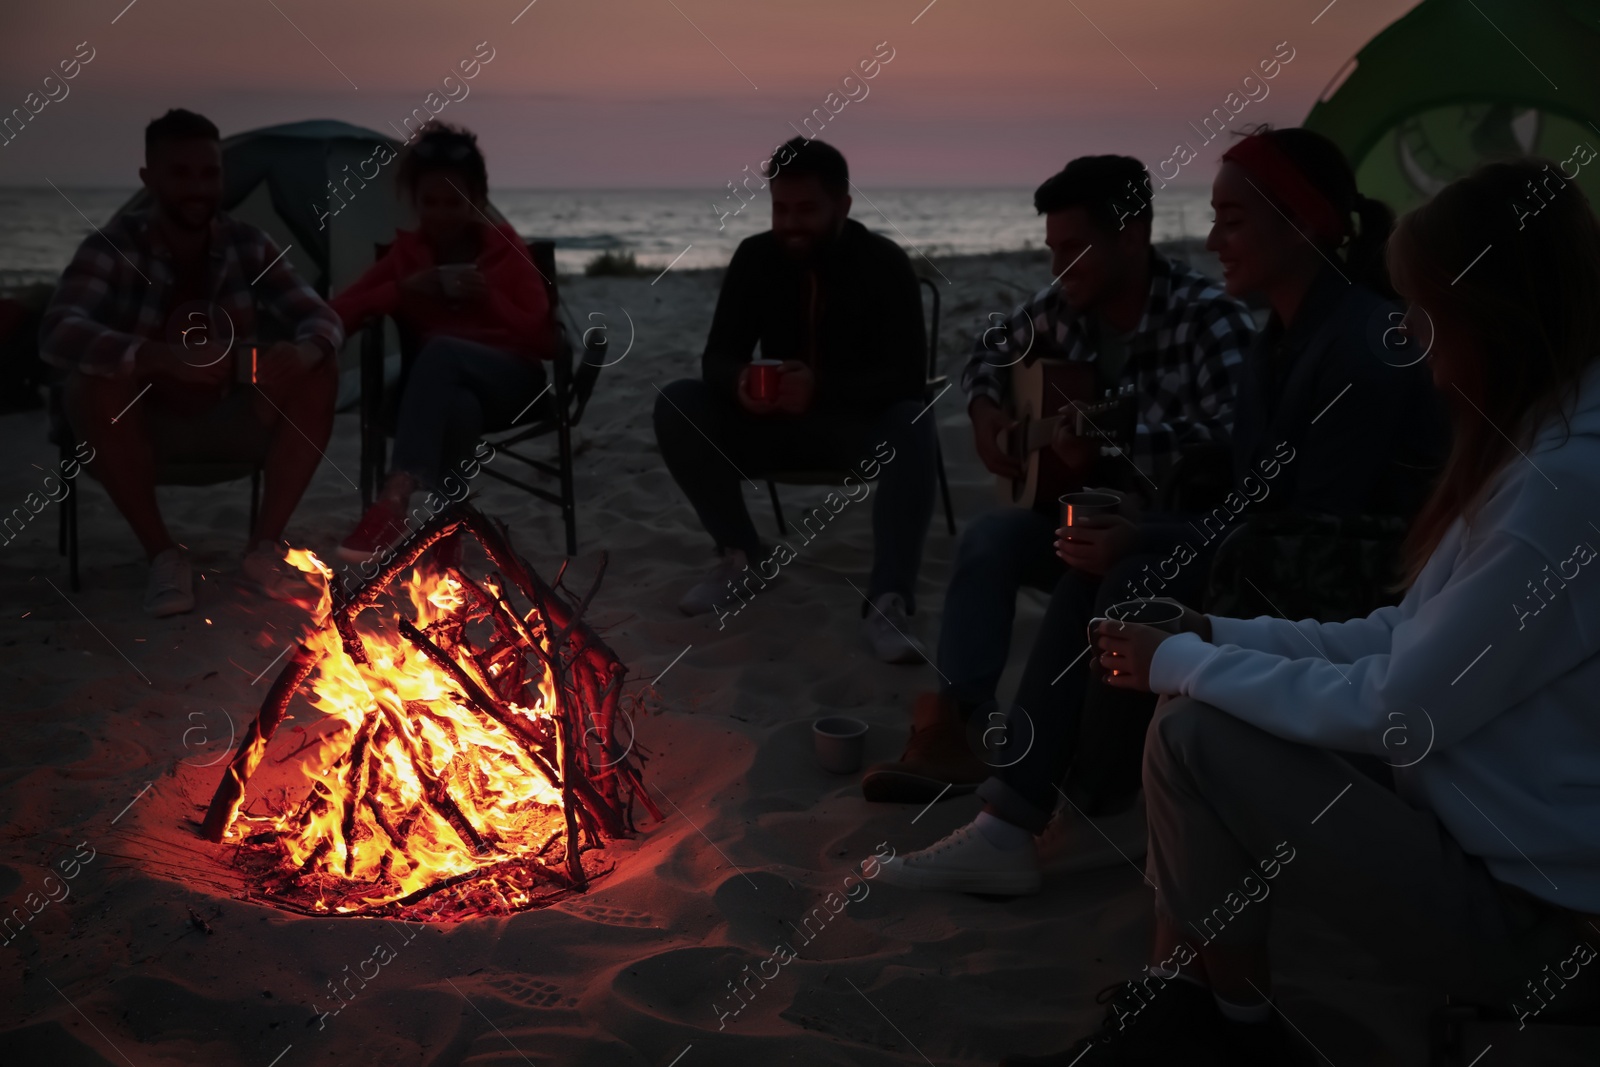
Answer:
[{"left": 1304, "top": 0, "right": 1600, "bottom": 215}]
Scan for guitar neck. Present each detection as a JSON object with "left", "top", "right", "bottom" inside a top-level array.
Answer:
[{"left": 1021, "top": 393, "right": 1133, "bottom": 456}]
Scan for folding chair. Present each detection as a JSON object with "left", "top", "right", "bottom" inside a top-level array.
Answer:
[
  {"left": 50, "top": 378, "right": 263, "bottom": 593},
  {"left": 765, "top": 276, "right": 957, "bottom": 536},
  {"left": 357, "top": 238, "right": 606, "bottom": 556}
]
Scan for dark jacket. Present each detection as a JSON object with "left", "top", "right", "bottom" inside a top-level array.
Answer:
[
  {"left": 1231, "top": 264, "right": 1448, "bottom": 520},
  {"left": 701, "top": 218, "right": 926, "bottom": 416},
  {"left": 1131, "top": 265, "right": 1449, "bottom": 556}
]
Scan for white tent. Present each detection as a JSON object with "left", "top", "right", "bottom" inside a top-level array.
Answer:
[{"left": 113, "top": 118, "right": 511, "bottom": 379}]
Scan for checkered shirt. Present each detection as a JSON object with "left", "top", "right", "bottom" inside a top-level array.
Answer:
[
  {"left": 39, "top": 208, "right": 343, "bottom": 378},
  {"left": 960, "top": 253, "right": 1256, "bottom": 486}
]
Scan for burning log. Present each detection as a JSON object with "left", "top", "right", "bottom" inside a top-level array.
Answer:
[
  {"left": 201, "top": 644, "right": 320, "bottom": 842},
  {"left": 198, "top": 503, "right": 649, "bottom": 919}
]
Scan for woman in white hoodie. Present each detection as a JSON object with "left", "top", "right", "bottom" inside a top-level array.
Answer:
[{"left": 1006, "top": 161, "right": 1600, "bottom": 1065}]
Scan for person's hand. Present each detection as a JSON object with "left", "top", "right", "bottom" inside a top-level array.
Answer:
[
  {"left": 1173, "top": 603, "right": 1213, "bottom": 642},
  {"left": 970, "top": 396, "right": 1021, "bottom": 479},
  {"left": 254, "top": 340, "right": 324, "bottom": 391},
  {"left": 1055, "top": 513, "right": 1137, "bottom": 576},
  {"left": 399, "top": 268, "right": 445, "bottom": 300},
  {"left": 138, "top": 340, "right": 230, "bottom": 388},
  {"left": 773, "top": 360, "right": 814, "bottom": 415},
  {"left": 1092, "top": 620, "right": 1173, "bottom": 692},
  {"left": 1051, "top": 405, "right": 1099, "bottom": 470},
  {"left": 736, "top": 365, "right": 779, "bottom": 415},
  {"left": 452, "top": 268, "right": 489, "bottom": 303}
]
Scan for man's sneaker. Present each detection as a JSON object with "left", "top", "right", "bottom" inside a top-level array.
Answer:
[
  {"left": 876, "top": 822, "right": 1042, "bottom": 895},
  {"left": 676, "top": 549, "right": 751, "bottom": 616},
  {"left": 1000, "top": 977, "right": 1230, "bottom": 1066},
  {"left": 862, "top": 691, "right": 990, "bottom": 802},
  {"left": 862, "top": 592, "right": 925, "bottom": 663},
  {"left": 144, "top": 548, "right": 195, "bottom": 618},
  {"left": 337, "top": 501, "right": 408, "bottom": 564},
  {"left": 242, "top": 543, "right": 322, "bottom": 610},
  {"left": 1037, "top": 792, "right": 1148, "bottom": 875}
]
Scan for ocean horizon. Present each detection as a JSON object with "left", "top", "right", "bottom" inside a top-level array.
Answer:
[{"left": 0, "top": 185, "right": 1217, "bottom": 287}]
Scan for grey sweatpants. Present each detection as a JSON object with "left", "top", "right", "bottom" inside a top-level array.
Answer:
[{"left": 1144, "top": 696, "right": 1599, "bottom": 1011}]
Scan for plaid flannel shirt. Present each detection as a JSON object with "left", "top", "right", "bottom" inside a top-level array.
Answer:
[
  {"left": 960, "top": 253, "right": 1255, "bottom": 487},
  {"left": 39, "top": 208, "right": 343, "bottom": 378}
]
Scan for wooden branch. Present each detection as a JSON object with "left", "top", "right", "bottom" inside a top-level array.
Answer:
[
  {"left": 202, "top": 644, "right": 321, "bottom": 842},
  {"left": 395, "top": 618, "right": 564, "bottom": 788},
  {"left": 333, "top": 513, "right": 465, "bottom": 620},
  {"left": 341, "top": 715, "right": 376, "bottom": 877},
  {"left": 378, "top": 703, "right": 492, "bottom": 856},
  {"left": 552, "top": 551, "right": 608, "bottom": 647}
]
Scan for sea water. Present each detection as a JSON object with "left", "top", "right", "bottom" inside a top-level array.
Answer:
[{"left": 0, "top": 185, "right": 1216, "bottom": 286}]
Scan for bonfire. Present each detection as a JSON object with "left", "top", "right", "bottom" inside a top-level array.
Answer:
[{"left": 199, "top": 504, "right": 657, "bottom": 920}]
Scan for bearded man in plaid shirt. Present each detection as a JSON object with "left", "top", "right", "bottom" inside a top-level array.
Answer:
[
  {"left": 863, "top": 156, "right": 1257, "bottom": 816},
  {"left": 41, "top": 109, "right": 343, "bottom": 617}
]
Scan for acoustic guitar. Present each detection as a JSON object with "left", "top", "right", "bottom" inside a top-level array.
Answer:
[{"left": 997, "top": 358, "right": 1138, "bottom": 509}]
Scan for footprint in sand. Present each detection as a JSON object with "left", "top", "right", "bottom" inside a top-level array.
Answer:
[
  {"left": 563, "top": 904, "right": 661, "bottom": 929},
  {"left": 480, "top": 974, "right": 579, "bottom": 1010}
]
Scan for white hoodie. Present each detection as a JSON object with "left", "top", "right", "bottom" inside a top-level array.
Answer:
[{"left": 1150, "top": 359, "right": 1600, "bottom": 912}]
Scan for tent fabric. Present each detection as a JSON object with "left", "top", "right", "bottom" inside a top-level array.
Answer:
[{"left": 1303, "top": 0, "right": 1600, "bottom": 215}]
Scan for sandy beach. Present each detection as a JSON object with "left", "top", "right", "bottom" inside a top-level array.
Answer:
[{"left": 0, "top": 244, "right": 1446, "bottom": 1066}]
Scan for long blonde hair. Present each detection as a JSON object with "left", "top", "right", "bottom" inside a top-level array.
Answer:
[{"left": 1388, "top": 159, "right": 1600, "bottom": 586}]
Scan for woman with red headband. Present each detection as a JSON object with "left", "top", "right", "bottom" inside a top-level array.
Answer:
[
  {"left": 1204, "top": 126, "right": 1447, "bottom": 522},
  {"left": 1008, "top": 157, "right": 1600, "bottom": 1064}
]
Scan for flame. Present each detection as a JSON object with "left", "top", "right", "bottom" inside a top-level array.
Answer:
[{"left": 242, "top": 550, "right": 570, "bottom": 913}]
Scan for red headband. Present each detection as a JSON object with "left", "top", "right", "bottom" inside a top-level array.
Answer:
[{"left": 1221, "top": 135, "right": 1345, "bottom": 245}]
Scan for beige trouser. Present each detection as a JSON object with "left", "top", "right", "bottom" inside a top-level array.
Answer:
[{"left": 1143, "top": 696, "right": 1599, "bottom": 1014}]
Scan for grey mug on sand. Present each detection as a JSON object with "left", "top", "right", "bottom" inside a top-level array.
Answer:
[{"left": 812, "top": 716, "right": 869, "bottom": 774}]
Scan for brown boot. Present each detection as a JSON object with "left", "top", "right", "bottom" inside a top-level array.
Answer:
[{"left": 861, "top": 691, "right": 991, "bottom": 803}]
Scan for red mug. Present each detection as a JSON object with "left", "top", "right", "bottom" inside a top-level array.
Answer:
[{"left": 749, "top": 359, "right": 783, "bottom": 403}]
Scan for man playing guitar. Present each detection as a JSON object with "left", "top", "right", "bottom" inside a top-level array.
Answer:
[{"left": 863, "top": 155, "right": 1256, "bottom": 804}]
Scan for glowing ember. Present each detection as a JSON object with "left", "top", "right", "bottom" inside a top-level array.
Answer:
[{"left": 201, "top": 505, "right": 657, "bottom": 920}]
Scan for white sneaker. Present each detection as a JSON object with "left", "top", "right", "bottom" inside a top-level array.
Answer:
[
  {"left": 242, "top": 543, "right": 321, "bottom": 610},
  {"left": 862, "top": 592, "right": 925, "bottom": 664},
  {"left": 144, "top": 548, "right": 195, "bottom": 618},
  {"left": 676, "top": 549, "right": 750, "bottom": 616},
  {"left": 1038, "top": 791, "right": 1148, "bottom": 875},
  {"left": 876, "top": 822, "right": 1042, "bottom": 895}
]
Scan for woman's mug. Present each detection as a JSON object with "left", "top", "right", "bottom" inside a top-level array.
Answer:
[
  {"left": 437, "top": 263, "right": 473, "bottom": 299},
  {"left": 1087, "top": 597, "right": 1188, "bottom": 677}
]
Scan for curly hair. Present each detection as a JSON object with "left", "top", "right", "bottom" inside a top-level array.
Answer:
[{"left": 395, "top": 121, "right": 489, "bottom": 203}]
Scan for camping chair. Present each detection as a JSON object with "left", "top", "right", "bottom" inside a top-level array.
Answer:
[
  {"left": 764, "top": 276, "right": 956, "bottom": 537},
  {"left": 49, "top": 378, "right": 264, "bottom": 593},
  {"left": 357, "top": 238, "right": 605, "bottom": 557}
]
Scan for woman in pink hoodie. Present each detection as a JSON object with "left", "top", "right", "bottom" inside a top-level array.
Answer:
[{"left": 330, "top": 122, "right": 555, "bottom": 561}]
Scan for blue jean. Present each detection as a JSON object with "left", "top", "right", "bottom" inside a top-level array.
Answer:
[
  {"left": 935, "top": 507, "right": 1065, "bottom": 708},
  {"left": 975, "top": 538, "right": 1215, "bottom": 832},
  {"left": 651, "top": 378, "right": 937, "bottom": 610},
  {"left": 389, "top": 336, "right": 545, "bottom": 490}
]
